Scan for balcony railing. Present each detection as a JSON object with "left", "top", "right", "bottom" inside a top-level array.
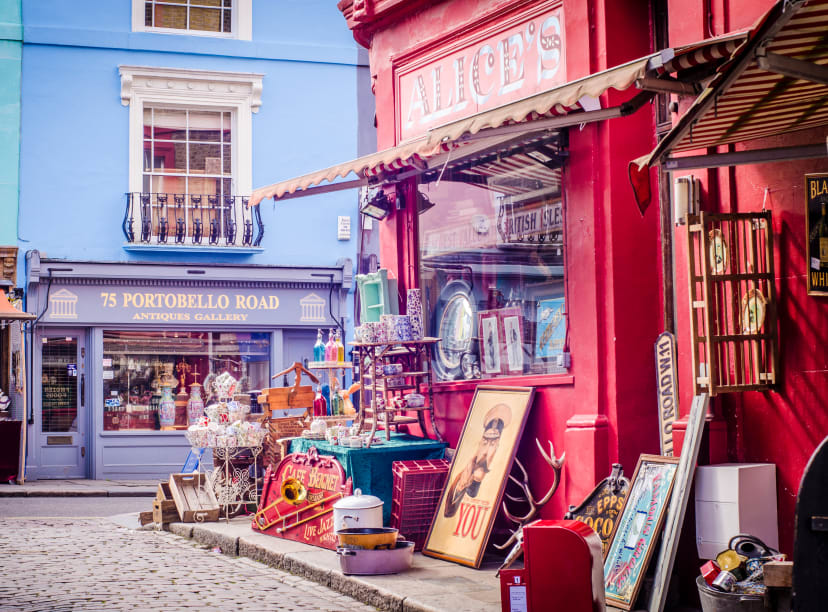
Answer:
[{"left": 123, "top": 193, "right": 264, "bottom": 248}]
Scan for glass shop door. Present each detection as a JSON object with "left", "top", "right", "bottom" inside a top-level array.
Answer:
[{"left": 37, "top": 332, "right": 87, "bottom": 478}]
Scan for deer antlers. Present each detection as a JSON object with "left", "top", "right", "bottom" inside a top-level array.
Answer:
[{"left": 495, "top": 438, "right": 565, "bottom": 575}]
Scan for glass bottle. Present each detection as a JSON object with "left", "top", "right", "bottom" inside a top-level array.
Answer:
[
  {"left": 313, "top": 385, "right": 327, "bottom": 417},
  {"left": 324, "top": 328, "right": 337, "bottom": 362},
  {"left": 330, "top": 388, "right": 342, "bottom": 416},
  {"left": 335, "top": 328, "right": 345, "bottom": 363},
  {"left": 313, "top": 329, "right": 325, "bottom": 363}
]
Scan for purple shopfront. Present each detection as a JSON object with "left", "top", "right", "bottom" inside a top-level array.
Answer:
[{"left": 24, "top": 252, "right": 351, "bottom": 480}]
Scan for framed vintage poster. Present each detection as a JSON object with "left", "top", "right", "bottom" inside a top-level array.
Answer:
[
  {"left": 423, "top": 386, "right": 535, "bottom": 568},
  {"left": 603, "top": 454, "right": 679, "bottom": 610},
  {"left": 478, "top": 310, "right": 503, "bottom": 376},
  {"left": 534, "top": 296, "right": 566, "bottom": 364},
  {"left": 499, "top": 307, "right": 524, "bottom": 375},
  {"left": 805, "top": 173, "right": 828, "bottom": 295}
]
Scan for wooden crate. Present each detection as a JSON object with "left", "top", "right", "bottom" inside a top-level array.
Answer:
[
  {"left": 168, "top": 473, "right": 220, "bottom": 523},
  {"left": 152, "top": 498, "right": 179, "bottom": 524},
  {"left": 157, "top": 481, "right": 173, "bottom": 502},
  {"left": 138, "top": 510, "right": 154, "bottom": 526}
]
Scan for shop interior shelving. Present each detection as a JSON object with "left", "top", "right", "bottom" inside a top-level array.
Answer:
[{"left": 352, "top": 338, "right": 442, "bottom": 447}]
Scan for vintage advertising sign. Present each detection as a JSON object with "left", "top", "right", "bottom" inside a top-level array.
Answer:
[
  {"left": 654, "top": 332, "right": 679, "bottom": 456},
  {"left": 497, "top": 198, "right": 563, "bottom": 246},
  {"left": 253, "top": 447, "right": 352, "bottom": 550},
  {"left": 396, "top": 3, "right": 566, "bottom": 141},
  {"left": 806, "top": 173, "right": 828, "bottom": 295},
  {"left": 603, "top": 455, "right": 679, "bottom": 610},
  {"left": 424, "top": 386, "right": 534, "bottom": 568},
  {"left": 564, "top": 464, "right": 630, "bottom": 556}
]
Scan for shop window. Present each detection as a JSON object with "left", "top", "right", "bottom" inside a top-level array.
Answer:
[
  {"left": 132, "top": 0, "right": 252, "bottom": 40},
  {"left": 102, "top": 330, "right": 270, "bottom": 431},
  {"left": 416, "top": 139, "right": 568, "bottom": 381}
]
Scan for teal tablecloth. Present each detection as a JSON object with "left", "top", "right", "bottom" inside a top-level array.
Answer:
[{"left": 289, "top": 433, "right": 448, "bottom": 525}]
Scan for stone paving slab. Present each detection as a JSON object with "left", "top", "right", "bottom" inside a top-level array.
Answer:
[
  {"left": 0, "top": 516, "right": 375, "bottom": 611},
  {"left": 156, "top": 515, "right": 503, "bottom": 612},
  {"left": 0, "top": 479, "right": 157, "bottom": 497}
]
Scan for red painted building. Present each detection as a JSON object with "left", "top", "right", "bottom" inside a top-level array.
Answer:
[{"left": 252, "top": 0, "right": 828, "bottom": 600}]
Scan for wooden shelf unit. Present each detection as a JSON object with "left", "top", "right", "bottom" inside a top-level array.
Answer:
[{"left": 352, "top": 338, "right": 443, "bottom": 447}]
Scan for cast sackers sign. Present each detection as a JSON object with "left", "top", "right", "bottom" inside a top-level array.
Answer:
[{"left": 397, "top": 5, "right": 565, "bottom": 141}]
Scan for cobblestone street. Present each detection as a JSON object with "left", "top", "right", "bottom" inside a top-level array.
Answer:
[{"left": 0, "top": 518, "right": 376, "bottom": 611}]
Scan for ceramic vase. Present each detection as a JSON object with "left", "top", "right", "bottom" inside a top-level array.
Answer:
[
  {"left": 187, "top": 383, "right": 204, "bottom": 425},
  {"left": 159, "top": 384, "right": 176, "bottom": 428}
]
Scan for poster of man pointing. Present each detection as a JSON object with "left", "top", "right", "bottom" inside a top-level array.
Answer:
[{"left": 424, "top": 386, "right": 534, "bottom": 567}]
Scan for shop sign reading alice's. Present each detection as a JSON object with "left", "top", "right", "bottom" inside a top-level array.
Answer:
[
  {"left": 41, "top": 285, "right": 334, "bottom": 327},
  {"left": 396, "top": 4, "right": 566, "bottom": 141}
]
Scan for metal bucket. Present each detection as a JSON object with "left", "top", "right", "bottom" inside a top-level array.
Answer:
[{"left": 696, "top": 576, "right": 770, "bottom": 612}]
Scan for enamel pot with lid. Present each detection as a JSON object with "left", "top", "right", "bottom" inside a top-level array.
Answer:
[{"left": 333, "top": 489, "right": 383, "bottom": 532}]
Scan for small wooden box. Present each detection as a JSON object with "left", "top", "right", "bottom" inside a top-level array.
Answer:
[
  {"left": 152, "top": 498, "right": 179, "bottom": 524},
  {"left": 168, "top": 473, "right": 220, "bottom": 523}
]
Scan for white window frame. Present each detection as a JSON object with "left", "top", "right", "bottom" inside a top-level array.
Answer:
[
  {"left": 120, "top": 65, "right": 263, "bottom": 245},
  {"left": 132, "top": 0, "right": 252, "bottom": 41}
]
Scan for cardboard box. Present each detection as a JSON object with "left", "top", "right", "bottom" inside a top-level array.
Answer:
[
  {"left": 168, "top": 473, "right": 220, "bottom": 523},
  {"left": 695, "top": 463, "right": 778, "bottom": 559}
]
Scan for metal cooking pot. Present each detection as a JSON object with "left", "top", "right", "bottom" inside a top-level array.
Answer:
[
  {"left": 333, "top": 489, "right": 383, "bottom": 532},
  {"left": 337, "top": 527, "right": 399, "bottom": 550},
  {"left": 337, "top": 540, "right": 414, "bottom": 575}
]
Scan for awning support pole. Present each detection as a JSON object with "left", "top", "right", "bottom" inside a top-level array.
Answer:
[
  {"left": 756, "top": 51, "right": 828, "bottom": 86},
  {"left": 663, "top": 142, "right": 828, "bottom": 170}
]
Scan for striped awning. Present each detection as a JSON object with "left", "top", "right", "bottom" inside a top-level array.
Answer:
[
  {"left": 635, "top": 0, "right": 828, "bottom": 170},
  {"left": 250, "top": 35, "right": 748, "bottom": 206}
]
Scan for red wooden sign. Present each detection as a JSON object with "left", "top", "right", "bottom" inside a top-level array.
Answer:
[{"left": 252, "top": 446, "right": 352, "bottom": 550}]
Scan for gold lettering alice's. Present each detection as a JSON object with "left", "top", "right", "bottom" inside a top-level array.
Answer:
[{"left": 100, "top": 291, "right": 279, "bottom": 311}]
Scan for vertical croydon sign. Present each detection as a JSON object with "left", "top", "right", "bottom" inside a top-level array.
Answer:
[{"left": 654, "top": 332, "right": 679, "bottom": 456}]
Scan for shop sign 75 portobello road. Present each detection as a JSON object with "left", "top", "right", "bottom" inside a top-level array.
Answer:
[
  {"left": 40, "top": 285, "right": 336, "bottom": 327},
  {"left": 396, "top": 3, "right": 566, "bottom": 141}
]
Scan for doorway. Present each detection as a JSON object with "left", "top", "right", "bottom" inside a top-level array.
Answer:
[{"left": 37, "top": 332, "right": 86, "bottom": 478}]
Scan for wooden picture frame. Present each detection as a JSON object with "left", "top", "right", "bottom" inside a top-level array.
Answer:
[
  {"left": 423, "top": 385, "right": 535, "bottom": 568},
  {"left": 603, "top": 454, "right": 680, "bottom": 610},
  {"left": 478, "top": 310, "right": 503, "bottom": 376}
]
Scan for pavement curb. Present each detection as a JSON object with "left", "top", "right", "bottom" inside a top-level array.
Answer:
[
  {"left": 0, "top": 487, "right": 156, "bottom": 498},
  {"left": 170, "top": 521, "right": 419, "bottom": 612}
]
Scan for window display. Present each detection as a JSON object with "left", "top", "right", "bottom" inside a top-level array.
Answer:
[
  {"left": 417, "top": 142, "right": 567, "bottom": 381},
  {"left": 102, "top": 330, "right": 270, "bottom": 431}
]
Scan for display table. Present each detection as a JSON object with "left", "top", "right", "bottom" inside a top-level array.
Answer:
[{"left": 289, "top": 433, "right": 447, "bottom": 524}]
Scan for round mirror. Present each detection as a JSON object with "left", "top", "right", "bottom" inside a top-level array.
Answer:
[{"left": 432, "top": 280, "right": 475, "bottom": 381}]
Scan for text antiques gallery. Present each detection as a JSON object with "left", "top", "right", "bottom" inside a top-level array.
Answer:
[{"left": 24, "top": 255, "right": 350, "bottom": 480}]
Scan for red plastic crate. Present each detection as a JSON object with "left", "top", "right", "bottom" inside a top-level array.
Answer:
[{"left": 390, "top": 459, "right": 450, "bottom": 550}]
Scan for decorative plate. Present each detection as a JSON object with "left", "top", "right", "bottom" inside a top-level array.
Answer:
[
  {"left": 708, "top": 229, "right": 728, "bottom": 274},
  {"left": 741, "top": 288, "right": 767, "bottom": 334}
]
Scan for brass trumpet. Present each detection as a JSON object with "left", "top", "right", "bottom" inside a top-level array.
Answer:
[
  {"left": 254, "top": 489, "right": 344, "bottom": 532},
  {"left": 280, "top": 478, "right": 307, "bottom": 505}
]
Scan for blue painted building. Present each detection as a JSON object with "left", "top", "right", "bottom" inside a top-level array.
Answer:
[{"left": 17, "top": 0, "right": 374, "bottom": 479}]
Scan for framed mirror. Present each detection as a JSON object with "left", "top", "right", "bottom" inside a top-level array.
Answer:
[{"left": 432, "top": 280, "right": 475, "bottom": 380}]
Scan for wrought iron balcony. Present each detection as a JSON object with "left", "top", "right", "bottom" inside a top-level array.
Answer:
[{"left": 123, "top": 193, "right": 264, "bottom": 249}]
